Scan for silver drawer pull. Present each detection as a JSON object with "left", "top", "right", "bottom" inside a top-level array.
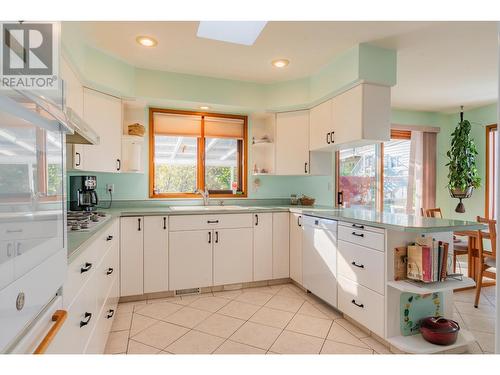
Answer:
[
  {"left": 351, "top": 299, "right": 364, "bottom": 308},
  {"left": 351, "top": 261, "right": 364, "bottom": 269},
  {"left": 351, "top": 232, "right": 364, "bottom": 237}
]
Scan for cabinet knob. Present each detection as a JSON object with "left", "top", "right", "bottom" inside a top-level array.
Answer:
[
  {"left": 75, "top": 152, "right": 81, "bottom": 167},
  {"left": 304, "top": 162, "right": 308, "bottom": 174},
  {"left": 106, "top": 235, "right": 113, "bottom": 241},
  {"left": 351, "top": 299, "right": 364, "bottom": 308},
  {"left": 106, "top": 309, "right": 115, "bottom": 319},
  {"left": 80, "top": 312, "right": 92, "bottom": 327},
  {"left": 163, "top": 217, "right": 167, "bottom": 230},
  {"left": 351, "top": 261, "right": 364, "bottom": 269},
  {"left": 106, "top": 267, "right": 114, "bottom": 275},
  {"left": 326, "top": 132, "right": 331, "bottom": 144},
  {"left": 80, "top": 262, "right": 93, "bottom": 273},
  {"left": 254, "top": 214, "right": 259, "bottom": 226},
  {"left": 116, "top": 159, "right": 121, "bottom": 171},
  {"left": 137, "top": 218, "right": 142, "bottom": 231},
  {"left": 215, "top": 231, "right": 219, "bottom": 244},
  {"left": 351, "top": 232, "right": 364, "bottom": 238}
]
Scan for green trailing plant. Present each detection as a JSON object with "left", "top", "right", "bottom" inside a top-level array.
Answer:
[{"left": 446, "top": 118, "right": 481, "bottom": 192}]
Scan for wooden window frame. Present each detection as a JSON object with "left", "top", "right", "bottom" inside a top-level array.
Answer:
[
  {"left": 335, "top": 128, "right": 412, "bottom": 211},
  {"left": 149, "top": 108, "right": 248, "bottom": 199},
  {"left": 485, "top": 124, "right": 497, "bottom": 218}
]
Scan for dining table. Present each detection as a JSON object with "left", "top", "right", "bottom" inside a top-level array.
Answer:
[{"left": 453, "top": 230, "right": 480, "bottom": 281}]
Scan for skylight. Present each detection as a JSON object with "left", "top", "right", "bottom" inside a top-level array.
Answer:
[{"left": 197, "top": 21, "right": 267, "bottom": 46}]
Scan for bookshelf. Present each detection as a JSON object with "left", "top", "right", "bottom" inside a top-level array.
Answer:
[
  {"left": 387, "top": 330, "right": 475, "bottom": 354},
  {"left": 387, "top": 277, "right": 475, "bottom": 294}
]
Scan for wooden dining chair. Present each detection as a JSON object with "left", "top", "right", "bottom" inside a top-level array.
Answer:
[
  {"left": 474, "top": 216, "right": 497, "bottom": 308},
  {"left": 422, "top": 207, "right": 469, "bottom": 272}
]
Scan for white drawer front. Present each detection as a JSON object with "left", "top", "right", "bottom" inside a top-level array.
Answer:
[
  {"left": 337, "top": 240, "right": 385, "bottom": 295},
  {"left": 338, "top": 275, "right": 384, "bottom": 337},
  {"left": 338, "top": 224, "right": 385, "bottom": 252},
  {"left": 169, "top": 214, "right": 253, "bottom": 231},
  {"left": 339, "top": 221, "right": 384, "bottom": 234},
  {"left": 95, "top": 242, "right": 119, "bottom": 310}
]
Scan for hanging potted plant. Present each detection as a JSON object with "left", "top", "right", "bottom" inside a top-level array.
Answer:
[{"left": 446, "top": 107, "right": 481, "bottom": 213}]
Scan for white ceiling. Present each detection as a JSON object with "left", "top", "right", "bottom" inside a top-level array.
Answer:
[{"left": 70, "top": 21, "right": 498, "bottom": 112}]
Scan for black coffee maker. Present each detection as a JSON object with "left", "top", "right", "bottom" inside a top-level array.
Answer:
[{"left": 69, "top": 176, "right": 99, "bottom": 211}]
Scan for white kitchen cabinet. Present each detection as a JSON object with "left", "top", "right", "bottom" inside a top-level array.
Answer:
[
  {"left": 120, "top": 217, "right": 144, "bottom": 296},
  {"left": 272, "top": 212, "right": 290, "bottom": 279},
  {"left": 82, "top": 88, "right": 123, "bottom": 173},
  {"left": 169, "top": 229, "right": 213, "bottom": 290},
  {"left": 275, "top": 111, "right": 310, "bottom": 175},
  {"left": 213, "top": 228, "right": 253, "bottom": 286},
  {"left": 309, "top": 99, "right": 333, "bottom": 152},
  {"left": 143, "top": 216, "right": 168, "bottom": 294},
  {"left": 289, "top": 213, "right": 303, "bottom": 285},
  {"left": 253, "top": 213, "right": 273, "bottom": 281}
]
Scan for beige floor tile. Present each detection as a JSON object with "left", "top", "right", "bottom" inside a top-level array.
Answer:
[
  {"left": 131, "top": 321, "right": 189, "bottom": 349},
  {"left": 147, "top": 296, "right": 182, "bottom": 305},
  {"left": 214, "top": 340, "right": 267, "bottom": 354},
  {"left": 166, "top": 330, "right": 224, "bottom": 354},
  {"left": 313, "top": 302, "right": 343, "bottom": 320},
  {"left": 130, "top": 313, "right": 158, "bottom": 336},
  {"left": 247, "top": 286, "right": 278, "bottom": 295},
  {"left": 471, "top": 330, "right": 495, "bottom": 353},
  {"left": 297, "top": 301, "right": 334, "bottom": 320},
  {"left": 188, "top": 296, "right": 230, "bottom": 312},
  {"left": 286, "top": 314, "right": 332, "bottom": 338},
  {"left": 111, "top": 311, "right": 133, "bottom": 332},
  {"left": 117, "top": 300, "right": 147, "bottom": 314},
  {"left": 230, "top": 321, "right": 282, "bottom": 350},
  {"left": 194, "top": 313, "right": 245, "bottom": 338},
  {"left": 464, "top": 341, "right": 484, "bottom": 354},
  {"left": 453, "top": 312, "right": 466, "bottom": 328},
  {"left": 455, "top": 300, "right": 496, "bottom": 318},
  {"left": 249, "top": 307, "right": 295, "bottom": 329},
  {"left": 270, "top": 330, "right": 324, "bottom": 354},
  {"left": 235, "top": 291, "right": 274, "bottom": 306},
  {"left": 127, "top": 339, "right": 161, "bottom": 354},
  {"left": 218, "top": 300, "right": 261, "bottom": 320},
  {"left": 134, "top": 301, "right": 182, "bottom": 321},
  {"left": 321, "top": 340, "right": 374, "bottom": 354},
  {"left": 359, "top": 336, "right": 391, "bottom": 354},
  {"left": 158, "top": 350, "right": 173, "bottom": 354},
  {"left": 326, "top": 322, "right": 370, "bottom": 348},
  {"left": 164, "top": 306, "right": 212, "bottom": 328},
  {"left": 277, "top": 285, "right": 307, "bottom": 299},
  {"left": 213, "top": 289, "right": 243, "bottom": 300},
  {"left": 171, "top": 293, "right": 205, "bottom": 306},
  {"left": 453, "top": 289, "right": 488, "bottom": 304},
  {"left": 264, "top": 295, "right": 304, "bottom": 313},
  {"left": 336, "top": 318, "right": 370, "bottom": 338},
  {"left": 105, "top": 330, "right": 130, "bottom": 354},
  {"left": 460, "top": 313, "right": 495, "bottom": 333}
]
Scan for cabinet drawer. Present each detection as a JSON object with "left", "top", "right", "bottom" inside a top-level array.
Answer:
[
  {"left": 169, "top": 214, "right": 253, "bottom": 231},
  {"left": 338, "top": 224, "right": 384, "bottom": 252},
  {"left": 338, "top": 276, "right": 384, "bottom": 337},
  {"left": 95, "top": 241, "right": 119, "bottom": 310},
  {"left": 337, "top": 240, "right": 384, "bottom": 295}
]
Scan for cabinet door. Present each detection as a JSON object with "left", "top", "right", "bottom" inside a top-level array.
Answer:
[
  {"left": 169, "top": 230, "right": 213, "bottom": 290},
  {"left": 275, "top": 111, "right": 310, "bottom": 175},
  {"left": 289, "top": 213, "right": 303, "bottom": 285},
  {"left": 213, "top": 228, "right": 253, "bottom": 286},
  {"left": 143, "top": 216, "right": 168, "bottom": 293},
  {"left": 272, "top": 212, "right": 290, "bottom": 279},
  {"left": 253, "top": 213, "right": 273, "bottom": 281},
  {"left": 120, "top": 217, "right": 144, "bottom": 296},
  {"left": 331, "top": 85, "right": 363, "bottom": 145},
  {"left": 83, "top": 88, "right": 122, "bottom": 173},
  {"left": 309, "top": 99, "right": 333, "bottom": 151}
]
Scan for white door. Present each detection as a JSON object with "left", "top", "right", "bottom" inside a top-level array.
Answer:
[
  {"left": 120, "top": 217, "right": 144, "bottom": 296},
  {"left": 303, "top": 216, "right": 338, "bottom": 307},
  {"left": 289, "top": 213, "right": 303, "bottom": 285},
  {"left": 275, "top": 111, "right": 310, "bottom": 175},
  {"left": 272, "top": 212, "right": 290, "bottom": 279},
  {"left": 83, "top": 88, "right": 122, "bottom": 173},
  {"left": 143, "top": 216, "right": 168, "bottom": 293},
  {"left": 169, "top": 230, "right": 213, "bottom": 290},
  {"left": 213, "top": 228, "right": 253, "bottom": 286},
  {"left": 253, "top": 213, "right": 273, "bottom": 281}
]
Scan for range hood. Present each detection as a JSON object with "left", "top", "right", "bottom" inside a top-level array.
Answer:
[{"left": 65, "top": 107, "right": 100, "bottom": 145}]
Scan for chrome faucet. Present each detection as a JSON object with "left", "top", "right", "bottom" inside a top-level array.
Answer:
[{"left": 196, "top": 187, "right": 210, "bottom": 206}]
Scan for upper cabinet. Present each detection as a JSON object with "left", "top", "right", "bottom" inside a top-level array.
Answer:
[
  {"left": 81, "top": 88, "right": 123, "bottom": 173},
  {"left": 309, "top": 83, "right": 391, "bottom": 151},
  {"left": 61, "top": 57, "right": 84, "bottom": 117},
  {"left": 275, "top": 111, "right": 310, "bottom": 175}
]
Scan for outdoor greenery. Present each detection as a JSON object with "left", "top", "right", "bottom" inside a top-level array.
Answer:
[
  {"left": 206, "top": 166, "right": 236, "bottom": 191},
  {"left": 446, "top": 119, "right": 481, "bottom": 192},
  {"left": 155, "top": 165, "right": 197, "bottom": 192}
]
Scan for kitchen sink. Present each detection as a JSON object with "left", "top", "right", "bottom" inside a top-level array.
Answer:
[{"left": 169, "top": 205, "right": 250, "bottom": 211}]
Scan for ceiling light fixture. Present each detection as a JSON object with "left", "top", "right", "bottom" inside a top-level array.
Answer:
[
  {"left": 272, "top": 59, "right": 290, "bottom": 68},
  {"left": 199, "top": 106, "right": 211, "bottom": 110},
  {"left": 136, "top": 36, "right": 158, "bottom": 47}
]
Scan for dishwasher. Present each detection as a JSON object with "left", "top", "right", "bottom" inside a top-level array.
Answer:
[{"left": 302, "top": 215, "right": 338, "bottom": 308}]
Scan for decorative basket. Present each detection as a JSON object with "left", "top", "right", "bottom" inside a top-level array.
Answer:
[
  {"left": 299, "top": 196, "right": 315, "bottom": 206},
  {"left": 128, "top": 123, "right": 145, "bottom": 136}
]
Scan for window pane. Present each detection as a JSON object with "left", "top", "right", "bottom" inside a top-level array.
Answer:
[
  {"left": 383, "top": 139, "right": 412, "bottom": 214},
  {"left": 154, "top": 135, "right": 197, "bottom": 193},
  {"left": 205, "top": 137, "right": 239, "bottom": 192},
  {"left": 338, "top": 145, "right": 377, "bottom": 210}
]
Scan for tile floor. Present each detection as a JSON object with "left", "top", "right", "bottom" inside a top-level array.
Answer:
[{"left": 105, "top": 282, "right": 496, "bottom": 354}]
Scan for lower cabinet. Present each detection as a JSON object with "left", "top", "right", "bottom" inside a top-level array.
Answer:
[
  {"left": 143, "top": 216, "right": 168, "bottom": 293},
  {"left": 289, "top": 213, "right": 303, "bottom": 285},
  {"left": 213, "top": 228, "right": 253, "bottom": 285},
  {"left": 253, "top": 213, "right": 273, "bottom": 281},
  {"left": 169, "top": 229, "right": 213, "bottom": 290},
  {"left": 120, "top": 216, "right": 144, "bottom": 296},
  {"left": 272, "top": 212, "right": 290, "bottom": 279}
]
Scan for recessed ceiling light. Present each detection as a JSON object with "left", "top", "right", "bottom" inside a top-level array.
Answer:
[
  {"left": 136, "top": 36, "right": 157, "bottom": 47},
  {"left": 197, "top": 21, "right": 267, "bottom": 46},
  {"left": 272, "top": 59, "right": 289, "bottom": 68},
  {"left": 200, "top": 106, "right": 211, "bottom": 110}
]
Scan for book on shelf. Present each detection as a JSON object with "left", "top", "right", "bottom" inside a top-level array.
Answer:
[{"left": 406, "top": 238, "right": 450, "bottom": 283}]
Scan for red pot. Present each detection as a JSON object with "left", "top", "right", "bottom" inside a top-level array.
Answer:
[{"left": 419, "top": 317, "right": 460, "bottom": 346}]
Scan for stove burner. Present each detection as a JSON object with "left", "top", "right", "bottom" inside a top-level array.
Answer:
[{"left": 67, "top": 210, "right": 110, "bottom": 231}]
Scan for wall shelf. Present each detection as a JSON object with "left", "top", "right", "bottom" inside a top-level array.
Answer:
[
  {"left": 387, "top": 329, "right": 475, "bottom": 354},
  {"left": 387, "top": 277, "right": 475, "bottom": 294}
]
